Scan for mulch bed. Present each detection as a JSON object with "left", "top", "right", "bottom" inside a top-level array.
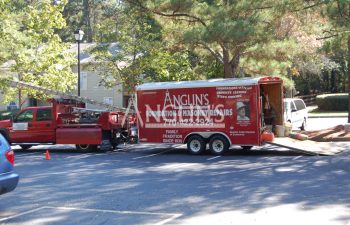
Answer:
[{"left": 301, "top": 125, "right": 350, "bottom": 142}]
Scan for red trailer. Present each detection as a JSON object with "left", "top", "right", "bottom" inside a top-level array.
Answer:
[{"left": 136, "top": 76, "right": 284, "bottom": 155}]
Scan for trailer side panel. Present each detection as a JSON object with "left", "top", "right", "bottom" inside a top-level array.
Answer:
[{"left": 137, "top": 85, "right": 260, "bottom": 146}]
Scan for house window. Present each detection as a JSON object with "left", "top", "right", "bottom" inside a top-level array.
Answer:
[
  {"left": 103, "top": 97, "right": 113, "bottom": 105},
  {"left": 80, "top": 72, "right": 88, "bottom": 90}
]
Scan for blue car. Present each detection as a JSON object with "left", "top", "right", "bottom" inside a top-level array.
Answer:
[{"left": 0, "top": 134, "right": 19, "bottom": 195}]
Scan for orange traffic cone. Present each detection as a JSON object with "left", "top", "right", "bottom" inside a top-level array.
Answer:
[{"left": 45, "top": 150, "right": 51, "bottom": 160}]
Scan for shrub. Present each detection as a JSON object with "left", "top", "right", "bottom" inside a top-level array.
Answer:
[{"left": 316, "top": 93, "right": 348, "bottom": 111}]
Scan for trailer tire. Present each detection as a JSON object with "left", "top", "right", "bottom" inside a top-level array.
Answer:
[
  {"left": 20, "top": 145, "right": 33, "bottom": 150},
  {"left": 187, "top": 135, "right": 206, "bottom": 155},
  {"left": 209, "top": 135, "right": 229, "bottom": 155},
  {"left": 75, "top": 144, "right": 97, "bottom": 152}
]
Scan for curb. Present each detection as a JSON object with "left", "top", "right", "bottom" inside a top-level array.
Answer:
[{"left": 308, "top": 115, "right": 348, "bottom": 118}]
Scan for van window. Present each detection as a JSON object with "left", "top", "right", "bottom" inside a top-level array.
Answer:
[
  {"left": 294, "top": 99, "right": 306, "bottom": 110},
  {"left": 36, "top": 109, "right": 52, "bottom": 121},
  {"left": 291, "top": 102, "right": 297, "bottom": 111}
]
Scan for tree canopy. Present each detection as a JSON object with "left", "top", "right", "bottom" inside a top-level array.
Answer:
[
  {"left": 0, "top": 0, "right": 76, "bottom": 105},
  {"left": 1, "top": 0, "right": 350, "bottom": 106}
]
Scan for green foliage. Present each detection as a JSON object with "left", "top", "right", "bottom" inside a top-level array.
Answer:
[
  {"left": 142, "top": 50, "right": 198, "bottom": 82},
  {"left": 59, "top": 0, "right": 126, "bottom": 42},
  {"left": 86, "top": 4, "right": 198, "bottom": 92},
  {"left": 286, "top": 2, "right": 349, "bottom": 97},
  {"left": 0, "top": 0, "right": 76, "bottom": 103},
  {"left": 316, "top": 93, "right": 348, "bottom": 111},
  {"left": 127, "top": 0, "right": 326, "bottom": 80}
]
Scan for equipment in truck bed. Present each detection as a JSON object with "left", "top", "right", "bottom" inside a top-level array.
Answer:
[{"left": 7, "top": 79, "right": 128, "bottom": 112}]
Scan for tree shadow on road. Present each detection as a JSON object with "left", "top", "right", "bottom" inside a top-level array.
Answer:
[{"left": 3, "top": 144, "right": 350, "bottom": 224}]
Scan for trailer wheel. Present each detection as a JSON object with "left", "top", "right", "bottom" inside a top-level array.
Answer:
[
  {"left": 209, "top": 135, "right": 229, "bottom": 155},
  {"left": 20, "top": 145, "right": 33, "bottom": 150},
  {"left": 75, "top": 144, "right": 97, "bottom": 152},
  {"left": 187, "top": 135, "right": 206, "bottom": 155}
]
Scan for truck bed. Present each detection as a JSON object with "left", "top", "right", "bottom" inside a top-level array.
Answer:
[{"left": 56, "top": 125, "right": 102, "bottom": 145}]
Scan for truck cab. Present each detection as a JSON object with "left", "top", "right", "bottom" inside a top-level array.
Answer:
[{"left": 0, "top": 107, "right": 55, "bottom": 144}]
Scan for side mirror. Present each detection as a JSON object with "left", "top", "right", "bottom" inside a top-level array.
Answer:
[{"left": 291, "top": 109, "right": 297, "bottom": 113}]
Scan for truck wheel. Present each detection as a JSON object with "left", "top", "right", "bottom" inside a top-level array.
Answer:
[
  {"left": 20, "top": 145, "right": 33, "bottom": 150},
  {"left": 75, "top": 144, "right": 97, "bottom": 152},
  {"left": 209, "top": 135, "right": 229, "bottom": 155},
  {"left": 187, "top": 135, "right": 206, "bottom": 155}
]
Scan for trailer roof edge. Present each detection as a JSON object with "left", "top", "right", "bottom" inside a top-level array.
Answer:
[{"left": 136, "top": 76, "right": 281, "bottom": 91}]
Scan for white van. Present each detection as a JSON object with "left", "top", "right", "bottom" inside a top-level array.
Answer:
[{"left": 283, "top": 98, "right": 308, "bottom": 130}]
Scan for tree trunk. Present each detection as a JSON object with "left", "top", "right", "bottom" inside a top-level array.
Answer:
[
  {"left": 347, "top": 35, "right": 350, "bottom": 123},
  {"left": 229, "top": 53, "right": 240, "bottom": 78},
  {"left": 223, "top": 47, "right": 233, "bottom": 78},
  {"left": 222, "top": 47, "right": 240, "bottom": 78},
  {"left": 83, "top": 0, "right": 93, "bottom": 42}
]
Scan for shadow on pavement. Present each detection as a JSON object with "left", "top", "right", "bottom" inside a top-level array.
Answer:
[{"left": 3, "top": 143, "right": 350, "bottom": 224}]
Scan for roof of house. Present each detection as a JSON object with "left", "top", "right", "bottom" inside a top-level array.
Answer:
[{"left": 69, "top": 42, "right": 121, "bottom": 64}]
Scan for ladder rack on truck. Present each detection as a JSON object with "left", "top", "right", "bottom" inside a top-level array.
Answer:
[{"left": 7, "top": 79, "right": 129, "bottom": 112}]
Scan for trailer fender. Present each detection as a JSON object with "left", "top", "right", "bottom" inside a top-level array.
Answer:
[
  {"left": 0, "top": 128, "right": 11, "bottom": 143},
  {"left": 184, "top": 132, "right": 232, "bottom": 146}
]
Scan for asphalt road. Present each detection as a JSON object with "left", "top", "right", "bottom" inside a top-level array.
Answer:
[{"left": 0, "top": 117, "right": 349, "bottom": 225}]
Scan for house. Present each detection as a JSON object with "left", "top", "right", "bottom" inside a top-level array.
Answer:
[{"left": 0, "top": 43, "right": 129, "bottom": 111}]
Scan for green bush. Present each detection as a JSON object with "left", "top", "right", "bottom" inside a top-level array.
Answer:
[{"left": 316, "top": 93, "right": 348, "bottom": 111}]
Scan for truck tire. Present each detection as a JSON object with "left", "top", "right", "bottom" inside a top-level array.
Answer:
[
  {"left": 75, "top": 144, "right": 97, "bottom": 152},
  {"left": 20, "top": 145, "right": 33, "bottom": 150},
  {"left": 209, "top": 135, "right": 229, "bottom": 155},
  {"left": 187, "top": 135, "right": 206, "bottom": 155}
]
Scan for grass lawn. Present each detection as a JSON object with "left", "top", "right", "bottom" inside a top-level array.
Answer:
[{"left": 308, "top": 109, "right": 347, "bottom": 117}]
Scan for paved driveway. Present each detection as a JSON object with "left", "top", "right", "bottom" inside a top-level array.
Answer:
[{"left": 0, "top": 144, "right": 350, "bottom": 225}]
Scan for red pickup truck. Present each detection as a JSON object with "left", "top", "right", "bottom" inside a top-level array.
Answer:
[{"left": 0, "top": 99, "right": 133, "bottom": 152}]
